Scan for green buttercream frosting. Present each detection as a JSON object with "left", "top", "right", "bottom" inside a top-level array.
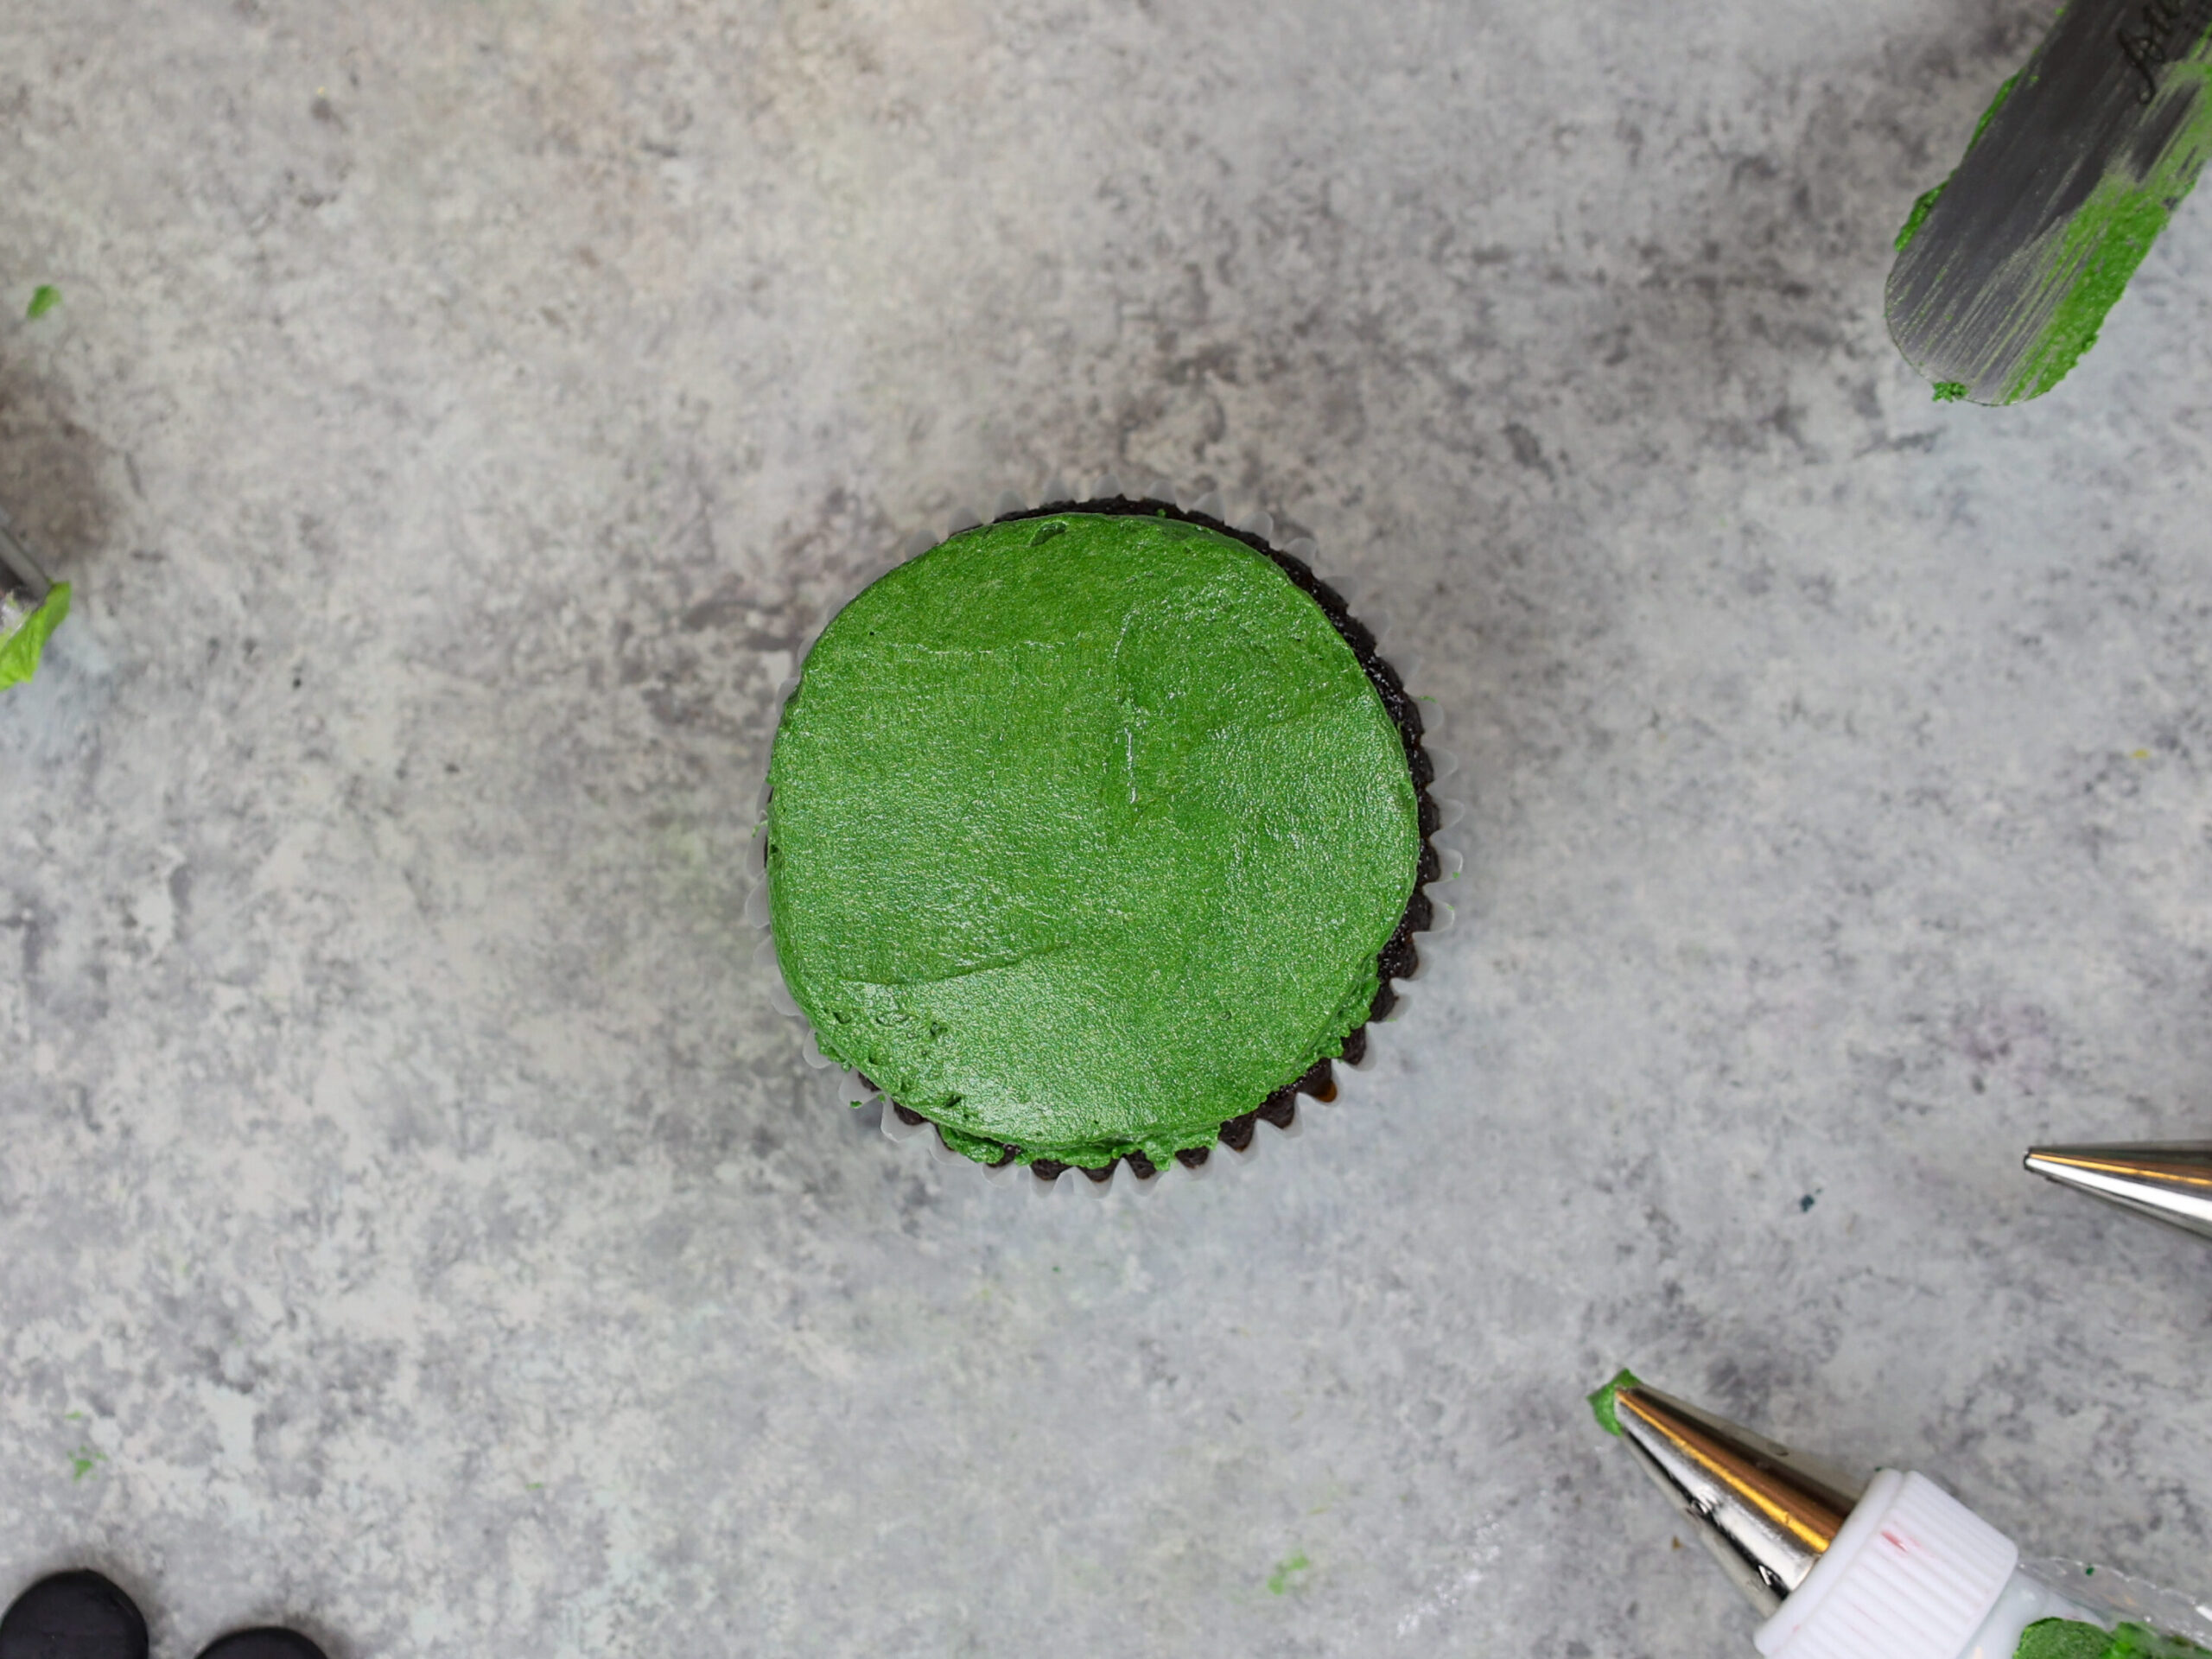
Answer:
[
  {"left": 0, "top": 581, "right": 70, "bottom": 690},
  {"left": 2018, "top": 1621, "right": 2212, "bottom": 1659},
  {"left": 1893, "top": 74, "right": 2012, "bottom": 252},
  {"left": 2020, "top": 1621, "right": 2122, "bottom": 1659},
  {"left": 1586, "top": 1368, "right": 1642, "bottom": 1437},
  {"left": 2107, "top": 1624, "right": 2212, "bottom": 1659},
  {"left": 766, "top": 512, "right": 1421, "bottom": 1169},
  {"left": 2003, "top": 149, "right": 2198, "bottom": 404}
]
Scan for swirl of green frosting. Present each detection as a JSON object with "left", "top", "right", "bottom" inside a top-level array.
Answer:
[{"left": 766, "top": 512, "right": 1421, "bottom": 1169}]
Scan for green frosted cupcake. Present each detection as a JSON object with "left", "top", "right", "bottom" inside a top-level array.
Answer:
[{"left": 762, "top": 491, "right": 1444, "bottom": 1182}]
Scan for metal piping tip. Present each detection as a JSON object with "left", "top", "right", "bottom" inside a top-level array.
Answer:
[
  {"left": 1599, "top": 1376, "right": 1866, "bottom": 1618},
  {"left": 2024, "top": 1141, "right": 2212, "bottom": 1241},
  {"left": 0, "top": 503, "right": 51, "bottom": 601}
]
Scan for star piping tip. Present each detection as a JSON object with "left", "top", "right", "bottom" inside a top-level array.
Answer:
[
  {"left": 2024, "top": 1141, "right": 2212, "bottom": 1241},
  {"left": 1597, "top": 1377, "right": 1866, "bottom": 1617}
]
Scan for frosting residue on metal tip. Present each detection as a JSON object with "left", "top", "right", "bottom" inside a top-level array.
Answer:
[{"left": 1586, "top": 1368, "right": 1643, "bottom": 1438}]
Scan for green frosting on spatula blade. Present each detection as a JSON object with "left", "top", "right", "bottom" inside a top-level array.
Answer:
[{"left": 1884, "top": 0, "right": 2212, "bottom": 404}]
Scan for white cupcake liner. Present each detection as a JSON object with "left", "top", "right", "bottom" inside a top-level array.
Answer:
[{"left": 743, "top": 475, "right": 1469, "bottom": 1198}]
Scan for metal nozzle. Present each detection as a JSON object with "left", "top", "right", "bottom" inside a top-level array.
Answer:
[
  {"left": 1610, "top": 1381, "right": 1866, "bottom": 1618},
  {"left": 0, "top": 503, "right": 50, "bottom": 601},
  {"left": 2024, "top": 1141, "right": 2212, "bottom": 1241}
]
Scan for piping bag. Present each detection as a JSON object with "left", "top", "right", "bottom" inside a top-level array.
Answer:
[
  {"left": 1588, "top": 1371, "right": 2212, "bottom": 1659},
  {"left": 1885, "top": 0, "right": 2212, "bottom": 404}
]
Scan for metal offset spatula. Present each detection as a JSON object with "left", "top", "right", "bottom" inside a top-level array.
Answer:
[{"left": 1885, "top": 0, "right": 2212, "bottom": 404}]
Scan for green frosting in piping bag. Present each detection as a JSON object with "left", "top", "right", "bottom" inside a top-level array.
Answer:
[
  {"left": 766, "top": 512, "right": 1421, "bottom": 1169},
  {"left": 2018, "top": 1622, "right": 2125, "bottom": 1659},
  {"left": 2018, "top": 1622, "right": 2212, "bottom": 1659}
]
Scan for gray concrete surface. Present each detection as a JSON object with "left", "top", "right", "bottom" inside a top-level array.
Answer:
[{"left": 5, "top": 1, "right": 2212, "bottom": 1654}]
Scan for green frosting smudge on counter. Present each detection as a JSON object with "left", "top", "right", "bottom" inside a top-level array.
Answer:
[
  {"left": 25, "top": 284, "right": 59, "bottom": 320},
  {"left": 766, "top": 512, "right": 1420, "bottom": 1170},
  {"left": 1587, "top": 1368, "right": 1643, "bottom": 1437},
  {"left": 2019, "top": 1621, "right": 2212, "bottom": 1659},
  {"left": 1267, "top": 1552, "right": 1311, "bottom": 1594},
  {"left": 0, "top": 582, "right": 70, "bottom": 690}
]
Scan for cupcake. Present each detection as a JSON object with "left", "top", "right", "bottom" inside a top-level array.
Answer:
[
  {"left": 0, "top": 506, "right": 68, "bottom": 693},
  {"left": 761, "top": 488, "right": 1444, "bottom": 1181}
]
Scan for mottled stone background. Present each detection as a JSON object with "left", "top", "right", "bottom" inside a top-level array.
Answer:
[{"left": 3, "top": 2, "right": 2211, "bottom": 1655}]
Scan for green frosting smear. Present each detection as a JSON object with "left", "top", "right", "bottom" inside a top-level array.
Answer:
[
  {"left": 1896, "top": 183, "right": 1946, "bottom": 253},
  {"left": 1586, "top": 1368, "right": 1642, "bottom": 1437},
  {"left": 2018, "top": 1622, "right": 2212, "bottom": 1659},
  {"left": 766, "top": 512, "right": 1421, "bottom": 1169},
  {"left": 1893, "top": 74, "right": 2013, "bottom": 252},
  {"left": 0, "top": 581, "right": 70, "bottom": 690},
  {"left": 2002, "top": 126, "right": 2203, "bottom": 404}
]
